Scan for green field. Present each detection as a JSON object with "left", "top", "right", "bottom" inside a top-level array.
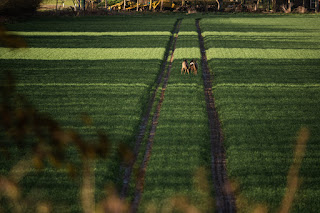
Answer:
[
  {"left": 42, "top": 0, "right": 80, "bottom": 7},
  {"left": 201, "top": 15, "right": 320, "bottom": 212},
  {"left": 0, "top": 16, "right": 177, "bottom": 212},
  {"left": 1, "top": 14, "right": 320, "bottom": 212},
  {"left": 137, "top": 18, "right": 212, "bottom": 211}
]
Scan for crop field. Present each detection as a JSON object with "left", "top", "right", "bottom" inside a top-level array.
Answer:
[
  {"left": 136, "top": 18, "right": 213, "bottom": 211},
  {"left": 201, "top": 15, "right": 320, "bottom": 212},
  {"left": 1, "top": 14, "right": 320, "bottom": 213},
  {"left": 0, "top": 16, "right": 177, "bottom": 212}
]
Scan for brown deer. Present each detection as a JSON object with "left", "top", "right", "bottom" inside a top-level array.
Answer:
[
  {"left": 181, "top": 59, "right": 189, "bottom": 75},
  {"left": 189, "top": 59, "right": 198, "bottom": 75}
]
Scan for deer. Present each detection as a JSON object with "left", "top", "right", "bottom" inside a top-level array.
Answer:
[
  {"left": 189, "top": 59, "right": 198, "bottom": 75},
  {"left": 181, "top": 59, "right": 189, "bottom": 75}
]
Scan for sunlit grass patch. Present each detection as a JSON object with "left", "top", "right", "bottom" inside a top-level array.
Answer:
[
  {"left": 206, "top": 48, "right": 320, "bottom": 59},
  {"left": 174, "top": 48, "right": 201, "bottom": 59},
  {"left": 178, "top": 31, "right": 198, "bottom": 36},
  {"left": 202, "top": 31, "right": 320, "bottom": 37},
  {"left": 0, "top": 48, "right": 166, "bottom": 60},
  {"left": 8, "top": 31, "right": 172, "bottom": 36}
]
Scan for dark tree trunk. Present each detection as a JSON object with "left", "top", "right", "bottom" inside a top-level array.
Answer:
[
  {"left": 272, "top": 0, "right": 276, "bottom": 11},
  {"left": 81, "top": 0, "right": 85, "bottom": 10}
]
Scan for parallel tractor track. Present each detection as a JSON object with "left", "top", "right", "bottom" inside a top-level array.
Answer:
[
  {"left": 129, "top": 19, "right": 182, "bottom": 213},
  {"left": 196, "top": 19, "right": 237, "bottom": 213},
  {"left": 120, "top": 18, "right": 182, "bottom": 206},
  {"left": 122, "top": 18, "right": 236, "bottom": 213}
]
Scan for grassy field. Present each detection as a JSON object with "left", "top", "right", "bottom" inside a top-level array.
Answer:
[
  {"left": 136, "top": 18, "right": 213, "bottom": 211},
  {"left": 0, "top": 16, "right": 177, "bottom": 212},
  {"left": 42, "top": 0, "right": 84, "bottom": 7},
  {"left": 1, "top": 13, "right": 320, "bottom": 212},
  {"left": 201, "top": 14, "right": 320, "bottom": 212}
]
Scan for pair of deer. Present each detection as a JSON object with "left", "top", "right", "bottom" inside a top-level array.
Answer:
[{"left": 181, "top": 59, "right": 198, "bottom": 75}]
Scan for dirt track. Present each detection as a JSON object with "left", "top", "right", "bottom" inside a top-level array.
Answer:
[
  {"left": 121, "top": 18, "right": 236, "bottom": 212},
  {"left": 120, "top": 19, "right": 182, "bottom": 207},
  {"left": 129, "top": 19, "right": 181, "bottom": 213},
  {"left": 196, "top": 19, "right": 237, "bottom": 212}
]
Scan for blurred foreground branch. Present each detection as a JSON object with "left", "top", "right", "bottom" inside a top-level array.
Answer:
[
  {"left": 231, "top": 127, "right": 310, "bottom": 213},
  {"left": 279, "top": 127, "right": 309, "bottom": 213},
  {"left": 0, "top": 70, "right": 113, "bottom": 212},
  {"left": 0, "top": 0, "right": 42, "bottom": 16},
  {"left": 0, "top": 25, "right": 27, "bottom": 49}
]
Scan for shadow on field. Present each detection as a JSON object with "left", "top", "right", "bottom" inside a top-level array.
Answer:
[
  {"left": 11, "top": 35, "right": 171, "bottom": 48},
  {"left": 209, "top": 59, "right": 320, "bottom": 84},
  {"left": 0, "top": 59, "right": 164, "bottom": 84},
  {"left": 203, "top": 25, "right": 317, "bottom": 33},
  {"left": 5, "top": 16, "right": 180, "bottom": 32}
]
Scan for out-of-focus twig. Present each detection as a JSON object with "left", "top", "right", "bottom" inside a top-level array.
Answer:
[
  {"left": 279, "top": 127, "right": 309, "bottom": 213},
  {"left": 0, "top": 176, "right": 22, "bottom": 213},
  {"left": 0, "top": 25, "right": 27, "bottom": 48},
  {"left": 81, "top": 159, "right": 95, "bottom": 213},
  {"left": 8, "top": 157, "right": 33, "bottom": 183}
]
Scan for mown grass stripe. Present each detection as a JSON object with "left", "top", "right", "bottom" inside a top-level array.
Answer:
[
  {"left": 8, "top": 31, "right": 172, "bottom": 36},
  {"left": 215, "top": 83, "right": 320, "bottom": 88},
  {"left": 174, "top": 47, "right": 201, "bottom": 59},
  {"left": 16, "top": 83, "right": 149, "bottom": 87},
  {"left": 0, "top": 48, "right": 165, "bottom": 60},
  {"left": 167, "top": 83, "right": 201, "bottom": 88},
  {"left": 178, "top": 31, "right": 199, "bottom": 36},
  {"left": 203, "top": 31, "right": 320, "bottom": 37},
  {"left": 207, "top": 48, "right": 320, "bottom": 59}
]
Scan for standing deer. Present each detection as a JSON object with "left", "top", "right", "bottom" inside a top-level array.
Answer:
[
  {"left": 189, "top": 59, "right": 198, "bottom": 75},
  {"left": 181, "top": 59, "right": 189, "bottom": 74}
]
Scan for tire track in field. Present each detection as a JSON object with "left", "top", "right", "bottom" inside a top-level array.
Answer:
[
  {"left": 195, "top": 19, "right": 237, "bottom": 213},
  {"left": 120, "top": 19, "right": 182, "bottom": 200},
  {"left": 129, "top": 19, "right": 182, "bottom": 213}
]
